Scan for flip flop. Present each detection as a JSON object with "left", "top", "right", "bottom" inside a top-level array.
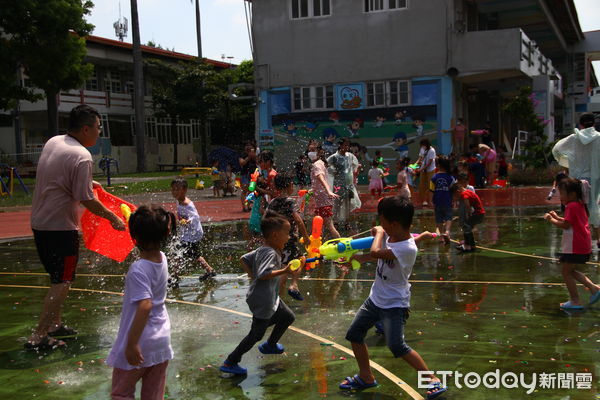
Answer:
[
  {"left": 48, "top": 325, "right": 78, "bottom": 338},
  {"left": 560, "top": 301, "right": 584, "bottom": 310},
  {"left": 589, "top": 291, "right": 600, "bottom": 306},
  {"left": 24, "top": 336, "right": 66, "bottom": 351},
  {"left": 426, "top": 381, "right": 447, "bottom": 399},
  {"left": 219, "top": 362, "right": 247, "bottom": 375},
  {"left": 288, "top": 289, "right": 304, "bottom": 301},
  {"left": 339, "top": 374, "right": 378, "bottom": 390}
]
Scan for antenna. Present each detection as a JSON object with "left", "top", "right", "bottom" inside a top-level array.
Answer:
[{"left": 113, "top": 1, "right": 128, "bottom": 41}]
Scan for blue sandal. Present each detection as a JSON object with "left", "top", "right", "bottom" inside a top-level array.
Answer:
[
  {"left": 589, "top": 291, "right": 600, "bottom": 306},
  {"left": 219, "top": 362, "right": 247, "bottom": 375},
  {"left": 426, "top": 381, "right": 447, "bottom": 399},
  {"left": 339, "top": 374, "right": 378, "bottom": 390},
  {"left": 258, "top": 341, "right": 285, "bottom": 354}
]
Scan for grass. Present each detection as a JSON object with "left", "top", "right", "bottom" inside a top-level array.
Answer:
[{"left": 0, "top": 174, "right": 214, "bottom": 207}]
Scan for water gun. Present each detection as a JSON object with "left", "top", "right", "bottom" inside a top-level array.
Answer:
[
  {"left": 470, "top": 129, "right": 489, "bottom": 136},
  {"left": 408, "top": 163, "right": 420, "bottom": 170},
  {"left": 245, "top": 191, "right": 258, "bottom": 208},
  {"left": 120, "top": 203, "right": 132, "bottom": 223},
  {"left": 317, "top": 236, "right": 374, "bottom": 270},
  {"left": 248, "top": 168, "right": 260, "bottom": 192},
  {"left": 300, "top": 216, "right": 323, "bottom": 270},
  {"left": 297, "top": 189, "right": 313, "bottom": 213}
]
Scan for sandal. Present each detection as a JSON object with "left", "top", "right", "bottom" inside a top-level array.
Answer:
[
  {"left": 426, "top": 380, "right": 447, "bottom": 399},
  {"left": 48, "top": 325, "right": 78, "bottom": 338},
  {"left": 199, "top": 271, "right": 217, "bottom": 281},
  {"left": 288, "top": 289, "right": 304, "bottom": 301},
  {"left": 24, "top": 336, "right": 66, "bottom": 351},
  {"left": 339, "top": 374, "right": 378, "bottom": 390},
  {"left": 219, "top": 362, "right": 247, "bottom": 375}
]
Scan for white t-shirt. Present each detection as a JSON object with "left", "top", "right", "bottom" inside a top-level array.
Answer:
[
  {"left": 177, "top": 201, "right": 204, "bottom": 243},
  {"left": 369, "top": 236, "right": 417, "bottom": 309},
  {"left": 419, "top": 147, "right": 437, "bottom": 172},
  {"left": 106, "top": 253, "right": 173, "bottom": 370},
  {"left": 31, "top": 135, "right": 94, "bottom": 231}
]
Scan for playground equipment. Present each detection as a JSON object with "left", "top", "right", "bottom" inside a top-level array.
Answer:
[
  {"left": 99, "top": 157, "right": 119, "bottom": 187},
  {"left": 0, "top": 164, "right": 29, "bottom": 197}
]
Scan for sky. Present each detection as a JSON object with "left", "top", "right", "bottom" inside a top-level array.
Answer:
[{"left": 87, "top": 0, "right": 599, "bottom": 81}]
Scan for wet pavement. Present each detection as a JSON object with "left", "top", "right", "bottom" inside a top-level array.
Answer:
[{"left": 0, "top": 208, "right": 598, "bottom": 399}]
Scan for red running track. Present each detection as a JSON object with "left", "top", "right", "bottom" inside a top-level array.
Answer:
[{"left": 0, "top": 187, "right": 558, "bottom": 240}]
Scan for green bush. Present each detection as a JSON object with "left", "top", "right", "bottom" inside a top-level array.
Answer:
[{"left": 508, "top": 164, "right": 563, "bottom": 186}]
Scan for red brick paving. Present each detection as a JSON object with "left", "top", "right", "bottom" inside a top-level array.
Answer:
[{"left": 0, "top": 187, "right": 558, "bottom": 240}]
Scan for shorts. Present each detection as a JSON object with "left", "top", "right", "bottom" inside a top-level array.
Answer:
[
  {"left": 315, "top": 205, "right": 333, "bottom": 218},
  {"left": 176, "top": 241, "right": 201, "bottom": 261},
  {"left": 33, "top": 229, "right": 79, "bottom": 284},
  {"left": 281, "top": 238, "right": 301, "bottom": 264},
  {"left": 345, "top": 297, "right": 412, "bottom": 357},
  {"left": 434, "top": 206, "right": 453, "bottom": 223},
  {"left": 558, "top": 253, "right": 591, "bottom": 264}
]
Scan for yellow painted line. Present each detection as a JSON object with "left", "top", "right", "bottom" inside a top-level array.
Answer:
[
  {"left": 0, "top": 283, "right": 424, "bottom": 400},
  {"left": 0, "top": 271, "right": 569, "bottom": 286}
]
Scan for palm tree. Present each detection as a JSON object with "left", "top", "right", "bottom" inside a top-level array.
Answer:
[{"left": 131, "top": 0, "right": 145, "bottom": 172}]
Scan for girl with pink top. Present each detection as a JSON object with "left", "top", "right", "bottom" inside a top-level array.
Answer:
[
  {"left": 309, "top": 146, "right": 340, "bottom": 238},
  {"left": 106, "top": 205, "right": 176, "bottom": 400},
  {"left": 478, "top": 144, "right": 497, "bottom": 186},
  {"left": 544, "top": 178, "right": 600, "bottom": 310}
]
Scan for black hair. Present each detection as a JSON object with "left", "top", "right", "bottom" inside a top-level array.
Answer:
[
  {"left": 68, "top": 105, "right": 101, "bottom": 133},
  {"left": 129, "top": 205, "right": 176, "bottom": 251},
  {"left": 260, "top": 211, "right": 290, "bottom": 238},
  {"left": 554, "top": 172, "right": 568, "bottom": 184},
  {"left": 437, "top": 156, "right": 451, "bottom": 172},
  {"left": 377, "top": 196, "right": 413, "bottom": 230},
  {"left": 371, "top": 160, "right": 379, "bottom": 168},
  {"left": 315, "top": 145, "right": 328, "bottom": 167},
  {"left": 399, "top": 157, "right": 411, "bottom": 168},
  {"left": 420, "top": 138, "right": 431, "bottom": 149},
  {"left": 258, "top": 150, "right": 274, "bottom": 164},
  {"left": 450, "top": 182, "right": 463, "bottom": 195},
  {"left": 274, "top": 172, "right": 294, "bottom": 190},
  {"left": 558, "top": 177, "right": 589, "bottom": 216},
  {"left": 171, "top": 178, "right": 188, "bottom": 189},
  {"left": 456, "top": 173, "right": 469, "bottom": 182},
  {"left": 579, "top": 113, "right": 595, "bottom": 128}
]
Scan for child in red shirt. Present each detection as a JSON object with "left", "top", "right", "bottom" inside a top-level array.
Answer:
[
  {"left": 451, "top": 182, "right": 485, "bottom": 253},
  {"left": 544, "top": 178, "right": 599, "bottom": 310}
]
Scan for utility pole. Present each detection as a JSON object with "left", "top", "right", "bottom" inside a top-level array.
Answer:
[{"left": 131, "top": 0, "right": 146, "bottom": 172}]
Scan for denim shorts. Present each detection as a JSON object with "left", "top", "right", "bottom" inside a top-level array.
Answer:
[
  {"left": 434, "top": 205, "right": 453, "bottom": 223},
  {"left": 345, "top": 297, "right": 412, "bottom": 357}
]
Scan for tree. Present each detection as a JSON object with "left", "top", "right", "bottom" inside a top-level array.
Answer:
[
  {"left": 131, "top": 0, "right": 146, "bottom": 172},
  {"left": 0, "top": 0, "right": 95, "bottom": 137}
]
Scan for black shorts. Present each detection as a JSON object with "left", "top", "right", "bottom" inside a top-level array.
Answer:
[
  {"left": 176, "top": 241, "right": 202, "bottom": 261},
  {"left": 33, "top": 229, "right": 79, "bottom": 284},
  {"left": 558, "top": 253, "right": 591, "bottom": 264}
]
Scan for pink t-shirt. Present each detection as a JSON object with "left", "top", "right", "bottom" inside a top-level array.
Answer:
[
  {"left": 31, "top": 135, "right": 94, "bottom": 231},
  {"left": 310, "top": 160, "right": 334, "bottom": 208},
  {"left": 106, "top": 253, "right": 173, "bottom": 370},
  {"left": 561, "top": 201, "right": 592, "bottom": 254}
]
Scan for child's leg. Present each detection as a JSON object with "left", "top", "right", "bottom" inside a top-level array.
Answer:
[
  {"left": 350, "top": 342, "right": 375, "bottom": 383},
  {"left": 111, "top": 367, "right": 145, "bottom": 400},
  {"left": 197, "top": 256, "right": 214, "bottom": 273},
  {"left": 140, "top": 361, "right": 169, "bottom": 400},
  {"left": 324, "top": 216, "right": 341, "bottom": 238},
  {"left": 266, "top": 301, "right": 295, "bottom": 345},
  {"left": 561, "top": 262, "right": 581, "bottom": 304},
  {"left": 342, "top": 298, "right": 379, "bottom": 385},
  {"left": 571, "top": 269, "right": 600, "bottom": 293},
  {"left": 225, "top": 317, "right": 270, "bottom": 365}
]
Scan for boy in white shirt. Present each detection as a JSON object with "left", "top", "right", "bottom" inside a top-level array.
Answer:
[{"left": 340, "top": 196, "right": 447, "bottom": 399}]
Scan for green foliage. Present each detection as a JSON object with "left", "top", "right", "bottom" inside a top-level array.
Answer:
[
  {"left": 502, "top": 86, "right": 554, "bottom": 169},
  {"left": 508, "top": 164, "right": 564, "bottom": 186},
  {"left": 0, "top": 0, "right": 94, "bottom": 116}
]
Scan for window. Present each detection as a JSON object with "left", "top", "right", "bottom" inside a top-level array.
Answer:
[
  {"left": 100, "top": 114, "right": 110, "bottom": 138},
  {"left": 85, "top": 68, "right": 99, "bottom": 91},
  {"left": 367, "top": 80, "right": 411, "bottom": 107},
  {"left": 293, "top": 85, "right": 334, "bottom": 111},
  {"left": 291, "top": 0, "right": 330, "bottom": 19},
  {"left": 365, "top": 0, "right": 407, "bottom": 12},
  {"left": 104, "top": 70, "right": 122, "bottom": 93}
]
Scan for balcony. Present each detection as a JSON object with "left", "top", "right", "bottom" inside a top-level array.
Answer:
[{"left": 451, "top": 28, "right": 560, "bottom": 85}]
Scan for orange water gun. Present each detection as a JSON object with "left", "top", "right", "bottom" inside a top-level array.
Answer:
[
  {"left": 300, "top": 216, "right": 323, "bottom": 270},
  {"left": 297, "top": 189, "right": 313, "bottom": 212},
  {"left": 248, "top": 168, "right": 260, "bottom": 192}
]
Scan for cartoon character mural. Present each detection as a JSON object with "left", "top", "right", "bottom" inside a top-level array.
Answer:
[
  {"left": 322, "top": 127, "right": 339, "bottom": 155},
  {"left": 346, "top": 118, "right": 363, "bottom": 138},
  {"left": 393, "top": 131, "right": 409, "bottom": 159},
  {"left": 374, "top": 116, "right": 386, "bottom": 128},
  {"left": 339, "top": 86, "right": 362, "bottom": 110},
  {"left": 329, "top": 112, "right": 340, "bottom": 126}
]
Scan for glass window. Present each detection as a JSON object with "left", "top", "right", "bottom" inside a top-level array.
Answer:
[
  {"left": 291, "top": 0, "right": 330, "bottom": 19},
  {"left": 365, "top": 0, "right": 406, "bottom": 12}
]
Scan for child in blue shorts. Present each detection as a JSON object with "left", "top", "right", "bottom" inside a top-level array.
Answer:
[
  {"left": 431, "top": 157, "right": 455, "bottom": 244},
  {"left": 341, "top": 196, "right": 447, "bottom": 399}
]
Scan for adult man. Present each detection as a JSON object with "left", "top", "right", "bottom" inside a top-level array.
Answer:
[
  {"left": 26, "top": 105, "right": 126, "bottom": 350},
  {"left": 552, "top": 113, "right": 600, "bottom": 248}
]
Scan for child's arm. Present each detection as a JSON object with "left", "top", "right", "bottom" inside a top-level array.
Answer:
[
  {"left": 240, "top": 258, "right": 253, "bottom": 279},
  {"left": 413, "top": 231, "right": 436, "bottom": 243},
  {"left": 258, "top": 263, "right": 293, "bottom": 280},
  {"left": 316, "top": 173, "right": 339, "bottom": 198},
  {"left": 293, "top": 211, "right": 311, "bottom": 244},
  {"left": 463, "top": 198, "right": 472, "bottom": 217},
  {"left": 125, "top": 298, "right": 152, "bottom": 366},
  {"left": 351, "top": 253, "right": 376, "bottom": 263},
  {"left": 544, "top": 213, "right": 571, "bottom": 229},
  {"left": 368, "top": 226, "right": 396, "bottom": 260}
]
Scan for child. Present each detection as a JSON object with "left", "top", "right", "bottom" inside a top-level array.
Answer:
[
  {"left": 374, "top": 150, "right": 386, "bottom": 187},
  {"left": 368, "top": 160, "right": 384, "bottom": 198},
  {"left": 211, "top": 160, "right": 223, "bottom": 197},
  {"left": 170, "top": 179, "right": 215, "bottom": 286},
  {"left": 219, "top": 213, "right": 302, "bottom": 375},
  {"left": 451, "top": 182, "right": 485, "bottom": 253},
  {"left": 340, "top": 196, "right": 447, "bottom": 399},
  {"left": 431, "top": 157, "right": 455, "bottom": 244},
  {"left": 222, "top": 164, "right": 236, "bottom": 196},
  {"left": 544, "top": 178, "right": 599, "bottom": 309},
  {"left": 106, "top": 205, "right": 176, "bottom": 400},
  {"left": 457, "top": 173, "right": 475, "bottom": 193},
  {"left": 256, "top": 150, "right": 277, "bottom": 201},
  {"left": 266, "top": 173, "right": 311, "bottom": 301},
  {"left": 547, "top": 171, "right": 568, "bottom": 213},
  {"left": 310, "top": 147, "right": 340, "bottom": 238},
  {"left": 396, "top": 158, "right": 412, "bottom": 200}
]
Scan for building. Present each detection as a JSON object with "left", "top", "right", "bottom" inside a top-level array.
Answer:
[
  {"left": 0, "top": 35, "right": 231, "bottom": 173},
  {"left": 247, "top": 0, "right": 600, "bottom": 169}
]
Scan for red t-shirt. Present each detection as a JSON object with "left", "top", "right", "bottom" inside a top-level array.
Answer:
[
  {"left": 561, "top": 201, "right": 591, "bottom": 254},
  {"left": 460, "top": 190, "right": 485, "bottom": 215}
]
